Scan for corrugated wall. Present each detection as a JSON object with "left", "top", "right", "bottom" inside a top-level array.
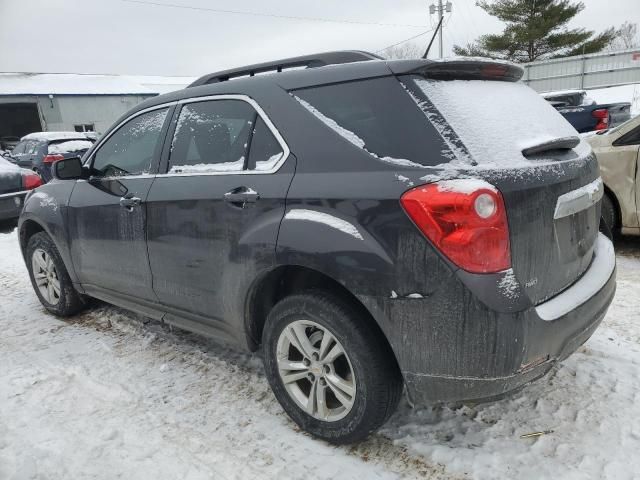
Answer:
[{"left": 523, "top": 49, "right": 640, "bottom": 93}]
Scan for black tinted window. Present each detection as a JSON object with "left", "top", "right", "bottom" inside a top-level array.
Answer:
[
  {"left": 293, "top": 77, "right": 448, "bottom": 167},
  {"left": 616, "top": 125, "right": 640, "bottom": 146},
  {"left": 247, "top": 117, "right": 283, "bottom": 171},
  {"left": 169, "top": 100, "right": 255, "bottom": 173},
  {"left": 92, "top": 108, "right": 168, "bottom": 177}
]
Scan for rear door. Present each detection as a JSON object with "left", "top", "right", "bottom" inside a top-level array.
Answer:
[
  {"left": 146, "top": 96, "right": 293, "bottom": 329},
  {"left": 67, "top": 106, "right": 172, "bottom": 302}
]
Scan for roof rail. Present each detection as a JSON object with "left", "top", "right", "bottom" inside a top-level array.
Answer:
[{"left": 187, "top": 50, "right": 382, "bottom": 87}]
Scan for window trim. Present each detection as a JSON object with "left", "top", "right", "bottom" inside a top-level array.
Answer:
[{"left": 157, "top": 94, "right": 290, "bottom": 177}]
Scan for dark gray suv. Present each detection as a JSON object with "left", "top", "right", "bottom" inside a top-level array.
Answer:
[{"left": 18, "top": 51, "right": 616, "bottom": 443}]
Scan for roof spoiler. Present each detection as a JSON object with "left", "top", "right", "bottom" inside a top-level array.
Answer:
[
  {"left": 389, "top": 58, "right": 524, "bottom": 82},
  {"left": 188, "top": 50, "right": 383, "bottom": 87}
]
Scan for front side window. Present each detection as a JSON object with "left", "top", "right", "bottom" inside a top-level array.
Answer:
[
  {"left": 169, "top": 100, "right": 255, "bottom": 174},
  {"left": 92, "top": 108, "right": 168, "bottom": 177}
]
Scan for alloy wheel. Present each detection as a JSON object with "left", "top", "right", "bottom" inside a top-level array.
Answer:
[
  {"left": 276, "top": 319, "right": 356, "bottom": 422},
  {"left": 31, "top": 248, "right": 61, "bottom": 305}
]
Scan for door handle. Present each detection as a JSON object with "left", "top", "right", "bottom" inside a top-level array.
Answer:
[
  {"left": 224, "top": 187, "right": 260, "bottom": 208},
  {"left": 119, "top": 196, "right": 141, "bottom": 210}
]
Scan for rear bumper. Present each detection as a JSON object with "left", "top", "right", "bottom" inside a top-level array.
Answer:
[
  {"left": 395, "top": 234, "right": 616, "bottom": 405},
  {"left": 0, "top": 190, "right": 27, "bottom": 221}
]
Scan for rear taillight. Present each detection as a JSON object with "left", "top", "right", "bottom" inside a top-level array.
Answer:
[
  {"left": 22, "top": 171, "right": 43, "bottom": 190},
  {"left": 400, "top": 180, "right": 511, "bottom": 273},
  {"left": 43, "top": 154, "right": 64, "bottom": 164},
  {"left": 592, "top": 108, "right": 610, "bottom": 131}
]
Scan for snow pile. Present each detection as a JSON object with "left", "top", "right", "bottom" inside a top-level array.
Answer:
[
  {"left": 22, "top": 131, "right": 90, "bottom": 142},
  {"left": 414, "top": 79, "right": 587, "bottom": 167},
  {"left": 436, "top": 178, "right": 497, "bottom": 194},
  {"left": 588, "top": 83, "right": 640, "bottom": 117},
  {"left": 285, "top": 209, "right": 364, "bottom": 240},
  {"left": 48, "top": 140, "right": 93, "bottom": 154},
  {"left": 1, "top": 228, "right": 640, "bottom": 479},
  {"left": 169, "top": 158, "right": 244, "bottom": 174}
]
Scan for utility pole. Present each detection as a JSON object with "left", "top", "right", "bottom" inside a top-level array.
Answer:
[{"left": 429, "top": 1, "right": 452, "bottom": 58}]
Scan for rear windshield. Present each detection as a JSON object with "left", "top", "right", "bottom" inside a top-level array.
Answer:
[
  {"left": 403, "top": 76, "right": 583, "bottom": 167},
  {"left": 292, "top": 77, "right": 450, "bottom": 167}
]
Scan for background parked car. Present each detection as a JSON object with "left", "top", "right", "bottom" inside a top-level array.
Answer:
[
  {"left": 587, "top": 114, "right": 640, "bottom": 236},
  {"left": 0, "top": 136, "right": 20, "bottom": 152},
  {"left": 542, "top": 89, "right": 631, "bottom": 133},
  {"left": 10, "top": 132, "right": 94, "bottom": 182},
  {"left": 0, "top": 156, "right": 42, "bottom": 225}
]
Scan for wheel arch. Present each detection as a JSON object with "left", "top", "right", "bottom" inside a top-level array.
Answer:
[
  {"left": 244, "top": 264, "right": 400, "bottom": 369},
  {"left": 602, "top": 183, "right": 622, "bottom": 231}
]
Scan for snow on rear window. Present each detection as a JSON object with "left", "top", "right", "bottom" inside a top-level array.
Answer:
[
  {"left": 48, "top": 140, "right": 93, "bottom": 154},
  {"left": 413, "top": 79, "right": 584, "bottom": 167}
]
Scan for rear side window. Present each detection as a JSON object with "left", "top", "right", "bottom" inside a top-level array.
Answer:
[
  {"left": 92, "top": 108, "right": 168, "bottom": 177},
  {"left": 293, "top": 77, "right": 449, "bottom": 167},
  {"left": 169, "top": 100, "right": 255, "bottom": 174},
  {"left": 247, "top": 117, "right": 283, "bottom": 171}
]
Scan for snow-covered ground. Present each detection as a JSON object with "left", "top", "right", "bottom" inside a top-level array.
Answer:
[{"left": 1, "top": 228, "right": 639, "bottom": 480}]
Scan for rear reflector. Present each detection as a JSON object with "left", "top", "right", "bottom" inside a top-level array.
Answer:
[
  {"left": 592, "top": 108, "right": 610, "bottom": 131},
  {"left": 43, "top": 154, "right": 65, "bottom": 164},
  {"left": 400, "top": 180, "right": 511, "bottom": 273},
  {"left": 22, "top": 171, "right": 43, "bottom": 190}
]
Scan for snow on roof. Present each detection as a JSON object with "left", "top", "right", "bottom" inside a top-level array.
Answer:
[
  {"left": 21, "top": 131, "right": 91, "bottom": 141},
  {"left": 0, "top": 73, "right": 196, "bottom": 96}
]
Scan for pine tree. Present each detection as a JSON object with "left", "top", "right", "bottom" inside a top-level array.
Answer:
[{"left": 453, "top": 0, "right": 616, "bottom": 62}]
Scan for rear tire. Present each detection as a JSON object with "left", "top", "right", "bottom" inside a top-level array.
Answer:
[
  {"left": 262, "top": 291, "right": 403, "bottom": 444},
  {"left": 600, "top": 193, "right": 617, "bottom": 238},
  {"left": 26, "top": 232, "right": 86, "bottom": 316}
]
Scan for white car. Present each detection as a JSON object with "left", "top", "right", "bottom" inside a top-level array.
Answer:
[{"left": 587, "top": 115, "right": 640, "bottom": 236}]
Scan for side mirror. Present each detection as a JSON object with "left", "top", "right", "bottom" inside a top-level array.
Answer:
[{"left": 53, "top": 156, "right": 86, "bottom": 180}]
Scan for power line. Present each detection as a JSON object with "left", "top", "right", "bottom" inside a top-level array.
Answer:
[
  {"left": 122, "top": 0, "right": 429, "bottom": 28},
  {"left": 375, "top": 29, "right": 435, "bottom": 53}
]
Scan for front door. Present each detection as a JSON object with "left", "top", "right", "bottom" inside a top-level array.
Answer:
[
  {"left": 67, "top": 106, "right": 172, "bottom": 302},
  {"left": 146, "top": 97, "right": 294, "bottom": 328}
]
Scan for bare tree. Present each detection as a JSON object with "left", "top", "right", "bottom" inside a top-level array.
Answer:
[
  {"left": 379, "top": 42, "right": 424, "bottom": 60},
  {"left": 608, "top": 22, "right": 639, "bottom": 50}
]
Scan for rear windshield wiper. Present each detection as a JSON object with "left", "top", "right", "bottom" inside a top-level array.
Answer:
[{"left": 521, "top": 136, "right": 580, "bottom": 157}]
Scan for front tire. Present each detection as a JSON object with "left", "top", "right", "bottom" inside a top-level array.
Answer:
[
  {"left": 262, "top": 291, "right": 403, "bottom": 444},
  {"left": 26, "top": 232, "right": 86, "bottom": 316}
]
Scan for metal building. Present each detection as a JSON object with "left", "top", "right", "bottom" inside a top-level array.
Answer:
[
  {"left": 523, "top": 48, "right": 640, "bottom": 93},
  {"left": 0, "top": 73, "right": 193, "bottom": 148}
]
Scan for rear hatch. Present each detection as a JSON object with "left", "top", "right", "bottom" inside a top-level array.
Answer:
[
  {"left": 398, "top": 62, "right": 600, "bottom": 304},
  {"left": 291, "top": 58, "right": 600, "bottom": 305}
]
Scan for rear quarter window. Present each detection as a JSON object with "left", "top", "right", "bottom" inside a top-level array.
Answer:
[{"left": 292, "top": 77, "right": 450, "bottom": 167}]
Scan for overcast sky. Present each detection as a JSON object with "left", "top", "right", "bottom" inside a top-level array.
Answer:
[{"left": 0, "top": 0, "right": 637, "bottom": 77}]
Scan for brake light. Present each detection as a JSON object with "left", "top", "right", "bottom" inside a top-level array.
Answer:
[
  {"left": 400, "top": 180, "right": 511, "bottom": 273},
  {"left": 592, "top": 108, "right": 609, "bottom": 131},
  {"left": 22, "top": 171, "right": 43, "bottom": 190},
  {"left": 43, "top": 154, "right": 64, "bottom": 164}
]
